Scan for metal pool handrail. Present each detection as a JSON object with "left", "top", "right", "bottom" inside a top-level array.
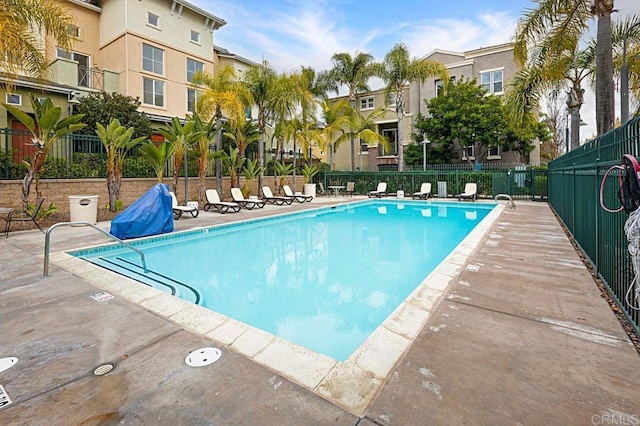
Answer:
[{"left": 43, "top": 221, "right": 148, "bottom": 277}]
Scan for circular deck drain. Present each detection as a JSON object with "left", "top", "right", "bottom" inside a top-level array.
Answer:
[
  {"left": 93, "top": 363, "right": 115, "bottom": 376},
  {"left": 185, "top": 347, "right": 221, "bottom": 367},
  {"left": 0, "top": 357, "right": 18, "bottom": 373}
]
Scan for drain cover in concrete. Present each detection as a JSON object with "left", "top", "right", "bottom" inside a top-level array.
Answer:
[
  {"left": 185, "top": 347, "right": 221, "bottom": 367},
  {"left": 0, "top": 385, "right": 11, "bottom": 407},
  {"left": 0, "top": 357, "right": 18, "bottom": 373}
]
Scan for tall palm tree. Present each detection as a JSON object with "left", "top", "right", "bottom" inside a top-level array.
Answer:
[
  {"left": 243, "top": 61, "right": 278, "bottom": 188},
  {"left": 192, "top": 65, "right": 251, "bottom": 194},
  {"left": 325, "top": 52, "right": 376, "bottom": 171},
  {"left": 514, "top": 0, "right": 616, "bottom": 136},
  {"left": 373, "top": 43, "right": 448, "bottom": 171},
  {"left": 506, "top": 42, "right": 592, "bottom": 151},
  {"left": 1, "top": 0, "right": 74, "bottom": 82},
  {"left": 190, "top": 111, "right": 224, "bottom": 204},
  {"left": 319, "top": 99, "right": 350, "bottom": 170},
  {"left": 157, "top": 117, "right": 203, "bottom": 199}
]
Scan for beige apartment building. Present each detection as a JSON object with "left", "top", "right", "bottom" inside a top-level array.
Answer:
[
  {"left": 1, "top": 0, "right": 227, "bottom": 132},
  {"left": 332, "top": 42, "right": 540, "bottom": 171}
]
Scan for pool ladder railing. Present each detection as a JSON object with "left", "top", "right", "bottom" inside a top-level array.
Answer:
[
  {"left": 43, "top": 221, "right": 148, "bottom": 277},
  {"left": 494, "top": 194, "right": 516, "bottom": 209}
]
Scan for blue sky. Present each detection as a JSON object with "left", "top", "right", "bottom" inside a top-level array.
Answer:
[{"left": 194, "top": 0, "right": 640, "bottom": 140}]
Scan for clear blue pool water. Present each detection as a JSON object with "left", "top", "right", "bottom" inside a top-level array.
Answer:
[{"left": 74, "top": 200, "right": 494, "bottom": 361}]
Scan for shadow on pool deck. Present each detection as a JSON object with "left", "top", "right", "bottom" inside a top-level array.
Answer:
[{"left": 1, "top": 197, "right": 639, "bottom": 425}]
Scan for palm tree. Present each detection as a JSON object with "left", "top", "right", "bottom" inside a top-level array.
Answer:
[
  {"left": 514, "top": 0, "right": 616, "bottom": 136},
  {"left": 192, "top": 65, "right": 251, "bottom": 195},
  {"left": 157, "top": 117, "right": 203, "bottom": 199},
  {"left": 243, "top": 61, "right": 278, "bottom": 189},
  {"left": 190, "top": 111, "right": 225, "bottom": 204},
  {"left": 222, "top": 147, "right": 245, "bottom": 189},
  {"left": 325, "top": 52, "right": 376, "bottom": 170},
  {"left": 0, "top": 0, "right": 74, "bottom": 82},
  {"left": 283, "top": 113, "right": 322, "bottom": 186},
  {"left": 319, "top": 99, "right": 350, "bottom": 170},
  {"left": 373, "top": 43, "right": 448, "bottom": 171},
  {"left": 3, "top": 95, "right": 85, "bottom": 210},
  {"left": 338, "top": 106, "right": 389, "bottom": 167},
  {"left": 139, "top": 141, "right": 174, "bottom": 183},
  {"left": 95, "top": 119, "right": 146, "bottom": 212},
  {"left": 506, "top": 43, "right": 591, "bottom": 151},
  {"left": 224, "top": 118, "right": 260, "bottom": 159}
]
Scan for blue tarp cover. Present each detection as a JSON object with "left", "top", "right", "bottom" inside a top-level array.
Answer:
[{"left": 110, "top": 183, "right": 174, "bottom": 239}]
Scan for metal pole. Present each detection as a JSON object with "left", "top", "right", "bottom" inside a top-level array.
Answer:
[
  {"left": 621, "top": 22, "right": 640, "bottom": 125},
  {"left": 183, "top": 150, "right": 188, "bottom": 204}
]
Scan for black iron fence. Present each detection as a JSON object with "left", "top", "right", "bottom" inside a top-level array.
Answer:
[
  {"left": 548, "top": 116, "right": 640, "bottom": 335},
  {"left": 320, "top": 167, "right": 548, "bottom": 200}
]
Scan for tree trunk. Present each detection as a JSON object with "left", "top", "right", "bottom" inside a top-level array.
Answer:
[
  {"left": 566, "top": 82, "right": 585, "bottom": 150},
  {"left": 594, "top": 0, "right": 614, "bottom": 135},
  {"left": 107, "top": 170, "right": 118, "bottom": 213},
  {"left": 215, "top": 121, "right": 223, "bottom": 196},
  {"left": 21, "top": 170, "right": 35, "bottom": 212},
  {"left": 197, "top": 157, "right": 208, "bottom": 204},
  {"left": 396, "top": 89, "right": 406, "bottom": 172}
]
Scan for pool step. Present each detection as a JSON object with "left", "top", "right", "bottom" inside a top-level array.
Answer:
[{"left": 87, "top": 257, "right": 201, "bottom": 305}]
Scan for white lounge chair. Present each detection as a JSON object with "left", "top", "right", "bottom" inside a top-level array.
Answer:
[
  {"left": 412, "top": 183, "right": 432, "bottom": 199},
  {"left": 231, "top": 187, "right": 265, "bottom": 210},
  {"left": 458, "top": 183, "right": 478, "bottom": 201},
  {"left": 261, "top": 186, "right": 293, "bottom": 205},
  {"left": 204, "top": 189, "right": 240, "bottom": 214},
  {"left": 368, "top": 182, "right": 387, "bottom": 198},
  {"left": 283, "top": 185, "right": 312, "bottom": 203},
  {"left": 170, "top": 192, "right": 199, "bottom": 219}
]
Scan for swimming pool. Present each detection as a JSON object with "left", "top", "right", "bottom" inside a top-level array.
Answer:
[{"left": 72, "top": 199, "right": 494, "bottom": 361}]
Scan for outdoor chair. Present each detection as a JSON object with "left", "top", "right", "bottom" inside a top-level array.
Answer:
[
  {"left": 204, "top": 189, "right": 241, "bottom": 214},
  {"left": 170, "top": 192, "right": 199, "bottom": 219},
  {"left": 345, "top": 182, "right": 355, "bottom": 197},
  {"left": 283, "top": 185, "right": 312, "bottom": 203},
  {"left": 412, "top": 183, "right": 432, "bottom": 199},
  {"left": 368, "top": 182, "right": 388, "bottom": 198},
  {"left": 231, "top": 188, "right": 266, "bottom": 210},
  {"left": 458, "top": 183, "right": 478, "bottom": 201},
  {"left": 261, "top": 186, "right": 293, "bottom": 206},
  {"left": 4, "top": 197, "right": 46, "bottom": 237}
]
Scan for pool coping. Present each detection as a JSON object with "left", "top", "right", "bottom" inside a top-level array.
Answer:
[{"left": 49, "top": 200, "right": 504, "bottom": 416}]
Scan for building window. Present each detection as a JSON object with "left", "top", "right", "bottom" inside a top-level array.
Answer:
[
  {"left": 435, "top": 79, "right": 444, "bottom": 96},
  {"left": 5, "top": 93, "right": 21, "bottom": 105},
  {"left": 480, "top": 69, "right": 503, "bottom": 94},
  {"left": 148, "top": 12, "right": 160, "bottom": 27},
  {"left": 488, "top": 145, "right": 501, "bottom": 159},
  {"left": 462, "top": 145, "right": 475, "bottom": 160},
  {"left": 67, "top": 25, "right": 81, "bottom": 38},
  {"left": 381, "top": 129, "right": 398, "bottom": 155},
  {"left": 360, "top": 97, "right": 374, "bottom": 110},
  {"left": 143, "top": 44, "right": 164, "bottom": 75},
  {"left": 187, "top": 88, "right": 201, "bottom": 112},
  {"left": 143, "top": 77, "right": 164, "bottom": 107},
  {"left": 186, "top": 58, "right": 204, "bottom": 83},
  {"left": 190, "top": 30, "right": 200, "bottom": 44},
  {"left": 386, "top": 92, "right": 397, "bottom": 107}
]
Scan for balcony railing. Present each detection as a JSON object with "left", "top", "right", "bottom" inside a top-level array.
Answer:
[{"left": 77, "top": 65, "right": 104, "bottom": 91}]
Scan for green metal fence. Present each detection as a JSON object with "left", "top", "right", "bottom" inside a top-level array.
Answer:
[
  {"left": 320, "top": 167, "right": 548, "bottom": 200},
  {"left": 548, "top": 116, "right": 640, "bottom": 335}
]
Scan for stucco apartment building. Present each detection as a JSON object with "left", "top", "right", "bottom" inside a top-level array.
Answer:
[
  {"left": 0, "top": 0, "right": 258, "bottom": 135},
  {"left": 332, "top": 42, "right": 540, "bottom": 171}
]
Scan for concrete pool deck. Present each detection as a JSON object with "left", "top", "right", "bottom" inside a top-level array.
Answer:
[{"left": 1, "top": 197, "right": 639, "bottom": 424}]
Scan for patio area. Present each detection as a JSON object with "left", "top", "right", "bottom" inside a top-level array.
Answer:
[{"left": 1, "top": 197, "right": 639, "bottom": 425}]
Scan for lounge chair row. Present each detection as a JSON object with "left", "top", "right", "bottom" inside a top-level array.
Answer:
[
  {"left": 367, "top": 181, "right": 477, "bottom": 201},
  {"left": 172, "top": 185, "right": 313, "bottom": 218}
]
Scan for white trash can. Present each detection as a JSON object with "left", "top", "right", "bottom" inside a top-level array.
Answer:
[
  {"left": 69, "top": 195, "right": 98, "bottom": 225},
  {"left": 437, "top": 181, "right": 447, "bottom": 198},
  {"left": 397, "top": 190, "right": 405, "bottom": 198}
]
